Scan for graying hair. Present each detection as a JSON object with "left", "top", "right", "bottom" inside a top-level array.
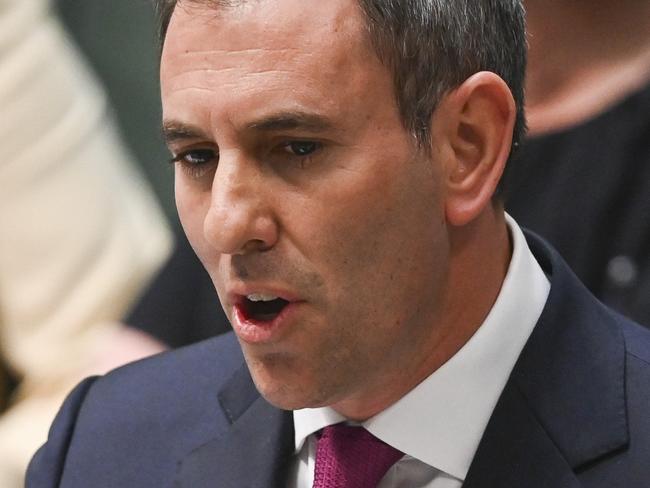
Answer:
[{"left": 154, "top": 0, "right": 527, "bottom": 192}]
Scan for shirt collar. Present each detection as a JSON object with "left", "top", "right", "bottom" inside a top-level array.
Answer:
[{"left": 293, "top": 215, "right": 550, "bottom": 480}]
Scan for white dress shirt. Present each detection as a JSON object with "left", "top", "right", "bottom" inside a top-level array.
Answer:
[{"left": 289, "top": 215, "right": 550, "bottom": 487}]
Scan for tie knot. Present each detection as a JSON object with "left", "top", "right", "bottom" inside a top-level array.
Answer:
[{"left": 312, "top": 424, "right": 404, "bottom": 488}]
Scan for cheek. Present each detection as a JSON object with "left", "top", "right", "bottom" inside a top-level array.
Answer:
[
  {"left": 304, "top": 163, "right": 446, "bottom": 328},
  {"left": 311, "top": 167, "right": 440, "bottom": 275}
]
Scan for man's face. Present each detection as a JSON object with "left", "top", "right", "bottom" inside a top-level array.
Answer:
[{"left": 161, "top": 0, "right": 453, "bottom": 415}]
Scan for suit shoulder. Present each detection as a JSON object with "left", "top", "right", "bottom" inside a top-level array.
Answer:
[
  {"left": 26, "top": 377, "right": 99, "bottom": 487},
  {"left": 100, "top": 331, "right": 242, "bottom": 388},
  {"left": 81, "top": 332, "right": 243, "bottom": 417},
  {"left": 34, "top": 333, "right": 245, "bottom": 487},
  {"left": 621, "top": 317, "right": 650, "bottom": 365}
]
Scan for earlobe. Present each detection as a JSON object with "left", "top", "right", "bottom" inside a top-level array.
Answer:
[{"left": 441, "top": 72, "right": 516, "bottom": 226}]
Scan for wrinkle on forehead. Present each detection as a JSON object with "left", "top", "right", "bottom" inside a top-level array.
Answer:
[
  {"left": 175, "top": 0, "right": 251, "bottom": 15},
  {"left": 169, "top": 47, "right": 304, "bottom": 75},
  {"left": 164, "top": 58, "right": 311, "bottom": 96}
]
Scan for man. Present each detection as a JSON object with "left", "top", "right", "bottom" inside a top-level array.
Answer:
[{"left": 26, "top": 0, "right": 650, "bottom": 487}]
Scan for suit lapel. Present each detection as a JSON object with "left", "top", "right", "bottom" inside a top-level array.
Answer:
[
  {"left": 175, "top": 364, "right": 294, "bottom": 488},
  {"left": 463, "top": 383, "right": 581, "bottom": 488},
  {"left": 464, "top": 233, "right": 629, "bottom": 488}
]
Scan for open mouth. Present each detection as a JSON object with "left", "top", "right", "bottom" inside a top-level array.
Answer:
[{"left": 239, "top": 295, "right": 290, "bottom": 323}]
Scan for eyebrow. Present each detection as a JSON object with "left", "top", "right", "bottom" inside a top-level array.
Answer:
[
  {"left": 161, "top": 111, "right": 336, "bottom": 146},
  {"left": 161, "top": 122, "right": 209, "bottom": 146},
  {"left": 246, "top": 112, "right": 335, "bottom": 133}
]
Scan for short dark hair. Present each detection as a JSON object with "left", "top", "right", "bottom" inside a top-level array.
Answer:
[{"left": 154, "top": 0, "right": 527, "bottom": 193}]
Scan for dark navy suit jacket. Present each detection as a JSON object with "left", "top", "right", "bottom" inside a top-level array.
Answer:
[{"left": 26, "top": 234, "right": 650, "bottom": 487}]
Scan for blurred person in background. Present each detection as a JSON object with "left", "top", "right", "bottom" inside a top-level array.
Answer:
[
  {"left": 0, "top": 0, "right": 172, "bottom": 484},
  {"left": 505, "top": 0, "right": 650, "bottom": 325}
]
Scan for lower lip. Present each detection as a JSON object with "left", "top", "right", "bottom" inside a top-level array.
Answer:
[{"left": 232, "top": 302, "right": 300, "bottom": 344}]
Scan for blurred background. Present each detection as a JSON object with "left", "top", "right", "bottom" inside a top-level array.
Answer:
[
  {"left": 0, "top": 0, "right": 175, "bottom": 484},
  {"left": 57, "top": 0, "right": 174, "bottom": 221}
]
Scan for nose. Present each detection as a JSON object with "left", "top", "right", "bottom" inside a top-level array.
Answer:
[{"left": 203, "top": 152, "right": 278, "bottom": 255}]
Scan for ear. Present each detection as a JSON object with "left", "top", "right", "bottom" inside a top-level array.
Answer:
[{"left": 434, "top": 72, "right": 516, "bottom": 226}]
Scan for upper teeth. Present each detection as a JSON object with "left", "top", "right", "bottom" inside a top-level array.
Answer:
[{"left": 247, "top": 294, "right": 279, "bottom": 302}]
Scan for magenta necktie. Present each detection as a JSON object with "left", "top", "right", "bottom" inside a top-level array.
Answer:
[{"left": 312, "top": 424, "right": 404, "bottom": 488}]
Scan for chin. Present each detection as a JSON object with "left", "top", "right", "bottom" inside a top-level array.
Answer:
[
  {"left": 246, "top": 359, "right": 330, "bottom": 411},
  {"left": 258, "top": 389, "right": 310, "bottom": 411},
  {"left": 252, "top": 377, "right": 317, "bottom": 410}
]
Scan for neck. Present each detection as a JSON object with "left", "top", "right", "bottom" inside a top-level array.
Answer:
[{"left": 525, "top": 0, "right": 650, "bottom": 134}]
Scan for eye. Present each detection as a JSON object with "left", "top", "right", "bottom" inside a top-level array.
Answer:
[
  {"left": 282, "top": 141, "right": 321, "bottom": 157},
  {"left": 171, "top": 148, "right": 217, "bottom": 166},
  {"left": 170, "top": 148, "right": 218, "bottom": 179}
]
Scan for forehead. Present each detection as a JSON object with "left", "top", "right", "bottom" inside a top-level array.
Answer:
[
  {"left": 167, "top": 0, "right": 364, "bottom": 44},
  {"left": 162, "top": 0, "right": 371, "bottom": 80},
  {"left": 160, "top": 0, "right": 391, "bottom": 128}
]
